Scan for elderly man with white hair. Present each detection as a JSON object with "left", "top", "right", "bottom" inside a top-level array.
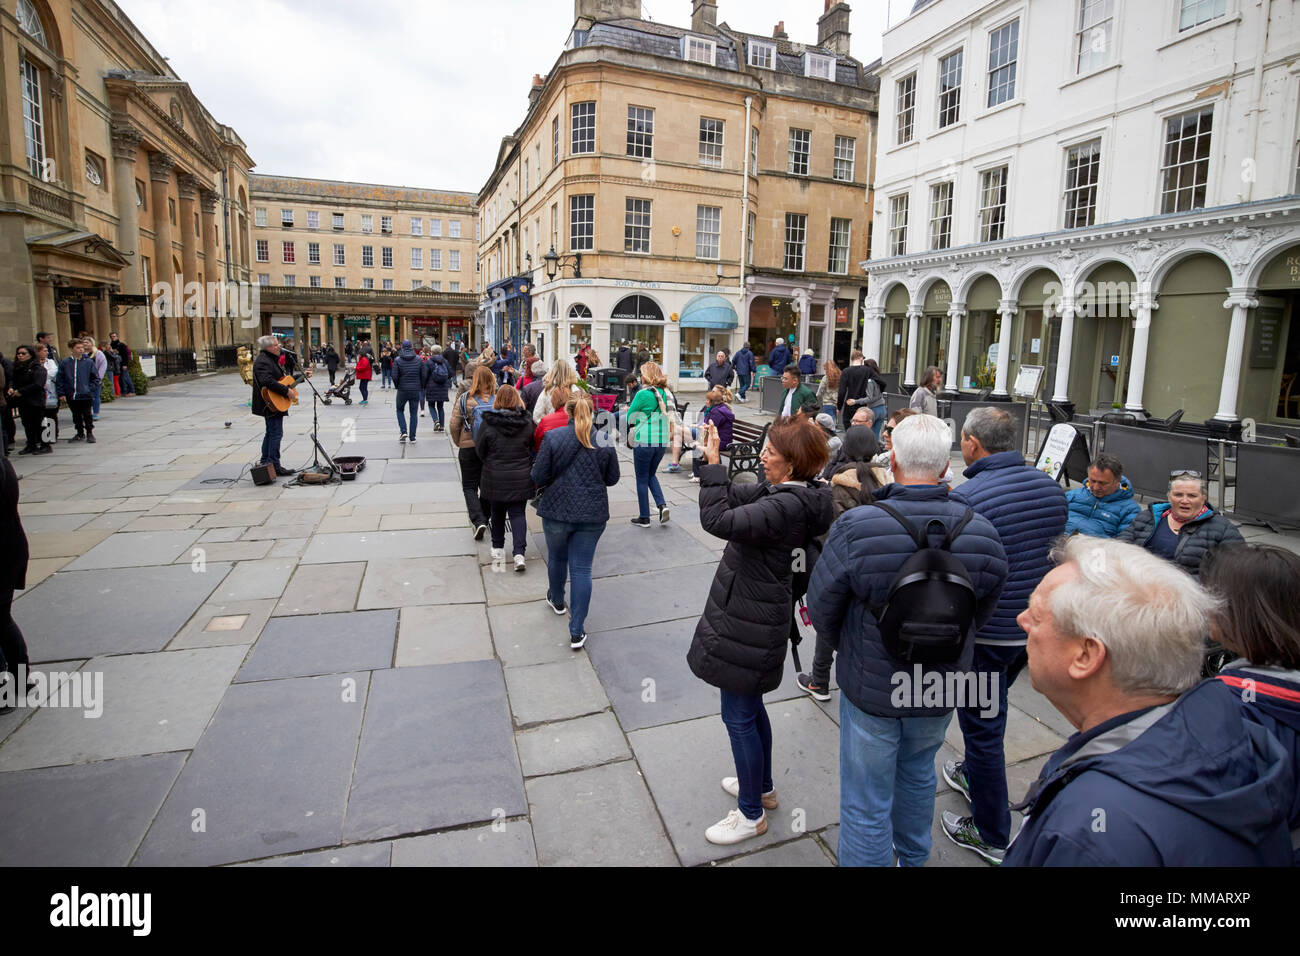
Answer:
[
  {"left": 250, "top": 334, "right": 298, "bottom": 477},
  {"left": 1004, "top": 535, "right": 1294, "bottom": 866},
  {"left": 809, "top": 413, "right": 1009, "bottom": 867}
]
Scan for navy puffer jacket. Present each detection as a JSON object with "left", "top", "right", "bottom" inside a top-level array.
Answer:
[
  {"left": 808, "top": 483, "right": 1008, "bottom": 717},
  {"left": 531, "top": 424, "right": 620, "bottom": 524},
  {"left": 390, "top": 347, "right": 426, "bottom": 392},
  {"left": 424, "top": 355, "right": 452, "bottom": 402},
  {"left": 1117, "top": 503, "right": 1244, "bottom": 578},
  {"left": 951, "top": 451, "right": 1067, "bottom": 646}
]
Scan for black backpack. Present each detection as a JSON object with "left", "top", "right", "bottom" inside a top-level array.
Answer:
[{"left": 871, "top": 502, "right": 978, "bottom": 664}]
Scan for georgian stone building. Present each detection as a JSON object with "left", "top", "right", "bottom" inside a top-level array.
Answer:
[
  {"left": 1, "top": 0, "right": 254, "bottom": 355},
  {"left": 865, "top": 0, "right": 1300, "bottom": 429},
  {"left": 478, "top": 0, "right": 878, "bottom": 388}
]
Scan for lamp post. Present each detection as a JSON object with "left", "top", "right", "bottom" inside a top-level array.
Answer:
[{"left": 542, "top": 245, "right": 582, "bottom": 281}]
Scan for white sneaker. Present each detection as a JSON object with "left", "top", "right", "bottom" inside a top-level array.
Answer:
[
  {"left": 514, "top": 554, "right": 526, "bottom": 573},
  {"left": 721, "top": 777, "right": 778, "bottom": 810},
  {"left": 490, "top": 547, "right": 504, "bottom": 561},
  {"left": 705, "top": 808, "right": 767, "bottom": 845}
]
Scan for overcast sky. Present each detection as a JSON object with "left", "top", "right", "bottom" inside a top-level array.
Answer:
[{"left": 116, "top": 0, "right": 890, "bottom": 195}]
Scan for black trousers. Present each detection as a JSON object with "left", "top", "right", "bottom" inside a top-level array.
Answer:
[
  {"left": 1, "top": 406, "right": 14, "bottom": 449},
  {"left": 328, "top": 369, "right": 337, "bottom": 385},
  {"left": 0, "top": 588, "right": 29, "bottom": 680},
  {"left": 68, "top": 399, "right": 93, "bottom": 435},
  {"left": 18, "top": 406, "right": 46, "bottom": 450},
  {"left": 490, "top": 500, "right": 528, "bottom": 555},
  {"left": 457, "top": 446, "right": 488, "bottom": 526}
]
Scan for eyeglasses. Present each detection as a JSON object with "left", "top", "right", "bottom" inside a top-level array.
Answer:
[
  {"left": 883, "top": 426, "right": 894, "bottom": 435},
  {"left": 1170, "top": 470, "right": 1202, "bottom": 479}
]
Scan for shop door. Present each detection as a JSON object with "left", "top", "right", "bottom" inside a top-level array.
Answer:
[
  {"left": 1268, "top": 294, "right": 1298, "bottom": 420},
  {"left": 1095, "top": 315, "right": 1126, "bottom": 410},
  {"left": 925, "top": 314, "right": 949, "bottom": 371},
  {"left": 834, "top": 330, "right": 852, "bottom": 368}
]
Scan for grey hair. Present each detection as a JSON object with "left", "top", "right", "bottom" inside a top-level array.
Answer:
[
  {"left": 890, "top": 413, "right": 952, "bottom": 480},
  {"left": 1169, "top": 475, "right": 1209, "bottom": 497},
  {"left": 257, "top": 334, "right": 278, "bottom": 350},
  {"left": 962, "top": 406, "right": 1018, "bottom": 453},
  {"left": 432, "top": 345, "right": 443, "bottom": 354},
  {"left": 531, "top": 360, "right": 547, "bottom": 377},
  {"left": 1049, "top": 536, "right": 1215, "bottom": 697}
]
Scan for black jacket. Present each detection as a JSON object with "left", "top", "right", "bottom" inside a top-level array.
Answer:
[
  {"left": 9, "top": 359, "right": 47, "bottom": 410},
  {"left": 475, "top": 407, "right": 536, "bottom": 503},
  {"left": 0, "top": 457, "right": 29, "bottom": 592},
  {"left": 687, "top": 465, "right": 833, "bottom": 695},
  {"left": 424, "top": 356, "right": 452, "bottom": 402},
  {"left": 704, "top": 360, "right": 735, "bottom": 391},
  {"left": 251, "top": 350, "right": 292, "bottom": 418},
  {"left": 390, "top": 347, "right": 426, "bottom": 392},
  {"left": 838, "top": 364, "right": 887, "bottom": 408},
  {"left": 520, "top": 378, "right": 546, "bottom": 413},
  {"left": 1117, "top": 504, "right": 1245, "bottom": 578},
  {"left": 324, "top": 349, "right": 340, "bottom": 372},
  {"left": 614, "top": 347, "right": 635, "bottom": 373}
]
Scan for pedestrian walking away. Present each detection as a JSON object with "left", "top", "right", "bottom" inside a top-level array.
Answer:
[
  {"left": 390, "top": 340, "right": 427, "bottom": 442},
  {"left": 475, "top": 385, "right": 536, "bottom": 572},
  {"left": 424, "top": 345, "right": 452, "bottom": 431},
  {"left": 626, "top": 362, "right": 673, "bottom": 527},
  {"left": 355, "top": 351, "right": 372, "bottom": 404},
  {"left": 732, "top": 342, "right": 755, "bottom": 402},
  {"left": 687, "top": 416, "right": 833, "bottom": 845},
  {"left": 450, "top": 365, "right": 497, "bottom": 540},
  {"left": 531, "top": 391, "right": 620, "bottom": 650}
]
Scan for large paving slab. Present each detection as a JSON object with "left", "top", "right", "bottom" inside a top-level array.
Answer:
[
  {"left": 301, "top": 528, "right": 475, "bottom": 563},
  {"left": 356, "top": 556, "right": 483, "bottom": 609},
  {"left": 628, "top": 699, "right": 842, "bottom": 867},
  {"left": 503, "top": 656, "right": 609, "bottom": 727},
  {"left": 273, "top": 561, "right": 365, "bottom": 616},
  {"left": 237, "top": 610, "right": 397, "bottom": 682},
  {"left": 515, "top": 711, "right": 631, "bottom": 777},
  {"left": 379, "top": 461, "right": 459, "bottom": 483},
  {"left": 14, "top": 563, "right": 233, "bottom": 659},
  {"left": 0, "top": 645, "right": 248, "bottom": 771},
  {"left": 488, "top": 600, "right": 578, "bottom": 666},
  {"left": 394, "top": 604, "right": 493, "bottom": 666},
  {"left": 581, "top": 562, "right": 714, "bottom": 633},
  {"left": 168, "top": 598, "right": 279, "bottom": 649},
  {"left": 62, "top": 530, "right": 204, "bottom": 571},
  {"left": 210, "top": 557, "right": 298, "bottom": 601},
  {"left": 584, "top": 520, "right": 718, "bottom": 578},
  {"left": 390, "top": 822, "right": 537, "bottom": 867},
  {"left": 525, "top": 760, "right": 677, "bottom": 866},
  {"left": 0, "top": 753, "right": 187, "bottom": 866},
  {"left": 133, "top": 672, "right": 370, "bottom": 867},
  {"left": 342, "top": 661, "right": 526, "bottom": 842},
  {"left": 236, "top": 843, "right": 393, "bottom": 867},
  {"left": 719, "top": 837, "right": 834, "bottom": 867}
]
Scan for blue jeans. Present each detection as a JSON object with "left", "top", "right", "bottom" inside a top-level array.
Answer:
[
  {"left": 542, "top": 519, "right": 606, "bottom": 637},
  {"left": 870, "top": 402, "right": 887, "bottom": 441},
  {"left": 839, "top": 697, "right": 952, "bottom": 867},
  {"left": 381, "top": 369, "right": 392, "bottom": 388},
  {"left": 737, "top": 372, "right": 753, "bottom": 398},
  {"left": 359, "top": 379, "right": 369, "bottom": 402},
  {"left": 955, "top": 644, "right": 1027, "bottom": 848},
  {"left": 260, "top": 414, "right": 284, "bottom": 468},
  {"left": 395, "top": 390, "right": 421, "bottom": 438},
  {"left": 429, "top": 400, "right": 445, "bottom": 427},
  {"left": 720, "top": 691, "right": 773, "bottom": 821},
  {"left": 92, "top": 384, "right": 101, "bottom": 416},
  {"left": 632, "top": 445, "right": 666, "bottom": 519}
]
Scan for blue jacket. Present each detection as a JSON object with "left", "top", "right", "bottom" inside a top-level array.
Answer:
[
  {"left": 424, "top": 355, "right": 452, "bottom": 402},
  {"left": 767, "top": 344, "right": 791, "bottom": 375},
  {"left": 57, "top": 354, "right": 100, "bottom": 401},
  {"left": 531, "top": 424, "right": 620, "bottom": 524},
  {"left": 798, "top": 354, "right": 817, "bottom": 376},
  {"left": 808, "top": 483, "right": 1009, "bottom": 717},
  {"left": 390, "top": 346, "right": 426, "bottom": 392},
  {"left": 1005, "top": 679, "right": 1296, "bottom": 866},
  {"left": 1064, "top": 478, "right": 1140, "bottom": 537},
  {"left": 952, "top": 451, "right": 1067, "bottom": 646},
  {"left": 1211, "top": 664, "right": 1300, "bottom": 861},
  {"left": 733, "top": 347, "right": 755, "bottom": 376},
  {"left": 493, "top": 349, "right": 519, "bottom": 385}
]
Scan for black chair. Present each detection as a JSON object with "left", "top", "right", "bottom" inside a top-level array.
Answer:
[
  {"left": 1101, "top": 411, "right": 1138, "bottom": 426},
  {"left": 1143, "top": 408, "right": 1184, "bottom": 431},
  {"left": 976, "top": 387, "right": 993, "bottom": 401},
  {"left": 1047, "top": 402, "right": 1073, "bottom": 424},
  {"left": 1285, "top": 434, "right": 1299, "bottom": 449}
]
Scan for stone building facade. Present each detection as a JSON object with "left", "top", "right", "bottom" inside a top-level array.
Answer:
[
  {"left": 1, "top": 0, "right": 254, "bottom": 356},
  {"left": 865, "top": 0, "right": 1300, "bottom": 429},
  {"left": 477, "top": 0, "right": 878, "bottom": 389}
]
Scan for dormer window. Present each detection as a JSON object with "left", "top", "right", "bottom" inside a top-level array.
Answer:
[
  {"left": 748, "top": 40, "right": 776, "bottom": 69},
  {"left": 683, "top": 35, "right": 717, "bottom": 66},
  {"left": 805, "top": 53, "right": 834, "bottom": 80}
]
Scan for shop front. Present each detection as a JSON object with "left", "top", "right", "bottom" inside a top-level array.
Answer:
[
  {"left": 483, "top": 275, "right": 531, "bottom": 353},
  {"left": 678, "top": 294, "right": 739, "bottom": 379}
]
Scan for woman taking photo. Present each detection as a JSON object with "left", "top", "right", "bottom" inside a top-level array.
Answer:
[
  {"left": 817, "top": 360, "right": 841, "bottom": 422},
  {"left": 626, "top": 361, "right": 673, "bottom": 527},
  {"left": 7, "top": 346, "right": 51, "bottom": 455},
  {"left": 531, "top": 392, "right": 620, "bottom": 650},
  {"left": 690, "top": 386, "right": 735, "bottom": 482},
  {"left": 687, "top": 417, "right": 833, "bottom": 845},
  {"left": 475, "top": 385, "right": 536, "bottom": 572},
  {"left": 449, "top": 365, "right": 497, "bottom": 540}
]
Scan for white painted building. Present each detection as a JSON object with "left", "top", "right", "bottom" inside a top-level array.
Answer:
[{"left": 864, "top": 0, "right": 1300, "bottom": 429}]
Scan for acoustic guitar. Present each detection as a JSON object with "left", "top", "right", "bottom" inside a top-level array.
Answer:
[{"left": 261, "top": 375, "right": 299, "bottom": 413}]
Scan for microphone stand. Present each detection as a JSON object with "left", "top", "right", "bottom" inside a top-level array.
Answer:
[{"left": 289, "top": 370, "right": 338, "bottom": 484}]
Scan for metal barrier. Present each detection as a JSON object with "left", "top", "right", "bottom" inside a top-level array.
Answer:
[
  {"left": 881, "top": 372, "right": 901, "bottom": 394},
  {"left": 206, "top": 345, "right": 253, "bottom": 370},
  {"left": 1099, "top": 423, "right": 1211, "bottom": 500},
  {"left": 142, "top": 349, "right": 198, "bottom": 378},
  {"left": 1233, "top": 441, "right": 1300, "bottom": 527},
  {"left": 759, "top": 374, "right": 784, "bottom": 414},
  {"left": 947, "top": 399, "right": 1028, "bottom": 453}
]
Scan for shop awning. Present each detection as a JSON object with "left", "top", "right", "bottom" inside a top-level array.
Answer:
[{"left": 679, "top": 294, "right": 738, "bottom": 329}]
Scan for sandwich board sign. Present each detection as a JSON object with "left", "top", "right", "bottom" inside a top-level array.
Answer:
[{"left": 1036, "top": 423, "right": 1081, "bottom": 482}]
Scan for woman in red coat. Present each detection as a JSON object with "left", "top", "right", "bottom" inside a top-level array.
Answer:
[{"left": 355, "top": 351, "right": 373, "bottom": 405}]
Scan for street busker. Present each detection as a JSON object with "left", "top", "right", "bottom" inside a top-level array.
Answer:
[
  {"left": 531, "top": 391, "right": 620, "bottom": 651},
  {"left": 250, "top": 334, "right": 298, "bottom": 477},
  {"left": 390, "top": 340, "right": 427, "bottom": 442},
  {"left": 425, "top": 345, "right": 452, "bottom": 431},
  {"left": 808, "top": 413, "right": 1008, "bottom": 866},
  {"left": 687, "top": 417, "right": 833, "bottom": 845},
  {"left": 1004, "top": 537, "right": 1294, "bottom": 866},
  {"left": 449, "top": 366, "right": 497, "bottom": 541},
  {"left": 475, "top": 384, "right": 535, "bottom": 573},
  {"left": 1200, "top": 543, "right": 1300, "bottom": 864}
]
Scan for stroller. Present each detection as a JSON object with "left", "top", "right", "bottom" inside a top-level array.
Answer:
[{"left": 321, "top": 368, "right": 355, "bottom": 405}]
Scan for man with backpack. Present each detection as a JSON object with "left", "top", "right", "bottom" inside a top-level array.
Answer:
[
  {"left": 942, "top": 406, "right": 1067, "bottom": 864},
  {"left": 808, "top": 413, "right": 1008, "bottom": 867}
]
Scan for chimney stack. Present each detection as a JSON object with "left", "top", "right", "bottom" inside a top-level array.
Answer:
[
  {"left": 528, "top": 73, "right": 546, "bottom": 109},
  {"left": 692, "top": 0, "right": 717, "bottom": 32},
  {"left": 772, "top": 20, "right": 788, "bottom": 40},
  {"left": 817, "top": 2, "right": 851, "bottom": 56}
]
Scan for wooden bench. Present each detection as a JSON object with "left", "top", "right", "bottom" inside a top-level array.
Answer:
[{"left": 724, "top": 419, "right": 769, "bottom": 481}]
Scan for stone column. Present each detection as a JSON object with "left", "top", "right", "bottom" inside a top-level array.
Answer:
[
  {"left": 1051, "top": 296, "right": 1078, "bottom": 404},
  {"left": 110, "top": 125, "right": 148, "bottom": 347},
  {"left": 33, "top": 277, "right": 59, "bottom": 346},
  {"left": 148, "top": 152, "right": 176, "bottom": 350},
  {"left": 1125, "top": 291, "right": 1158, "bottom": 415},
  {"left": 200, "top": 189, "right": 220, "bottom": 348},
  {"left": 992, "top": 299, "right": 1017, "bottom": 399},
  {"left": 943, "top": 302, "right": 965, "bottom": 395},
  {"left": 862, "top": 306, "right": 885, "bottom": 363},
  {"left": 903, "top": 304, "right": 922, "bottom": 387},
  {"left": 368, "top": 316, "right": 377, "bottom": 348},
  {"left": 1213, "top": 288, "right": 1259, "bottom": 422},
  {"left": 177, "top": 174, "right": 202, "bottom": 350}
]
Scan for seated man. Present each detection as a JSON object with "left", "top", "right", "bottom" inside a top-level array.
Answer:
[
  {"left": 1064, "top": 453, "right": 1140, "bottom": 538},
  {"left": 850, "top": 406, "right": 873, "bottom": 429},
  {"left": 1006, "top": 536, "right": 1294, "bottom": 866}
]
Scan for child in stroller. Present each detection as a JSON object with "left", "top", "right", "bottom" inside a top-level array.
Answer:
[{"left": 322, "top": 368, "right": 355, "bottom": 405}]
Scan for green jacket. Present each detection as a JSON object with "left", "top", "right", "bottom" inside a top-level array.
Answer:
[
  {"left": 779, "top": 384, "right": 818, "bottom": 418},
  {"left": 629, "top": 385, "right": 672, "bottom": 446}
]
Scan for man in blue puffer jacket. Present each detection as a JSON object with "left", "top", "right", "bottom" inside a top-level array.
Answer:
[
  {"left": 943, "top": 406, "right": 1067, "bottom": 864},
  {"left": 809, "top": 414, "right": 1008, "bottom": 867},
  {"left": 390, "top": 340, "right": 427, "bottom": 442},
  {"left": 1064, "top": 452, "right": 1140, "bottom": 537},
  {"left": 767, "top": 338, "right": 791, "bottom": 376}
]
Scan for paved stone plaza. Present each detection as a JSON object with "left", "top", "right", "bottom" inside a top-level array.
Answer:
[{"left": 2, "top": 372, "right": 1295, "bottom": 868}]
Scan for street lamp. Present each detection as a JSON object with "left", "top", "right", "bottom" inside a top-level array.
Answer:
[{"left": 542, "top": 245, "right": 582, "bottom": 281}]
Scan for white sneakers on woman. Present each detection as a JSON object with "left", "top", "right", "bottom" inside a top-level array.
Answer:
[
  {"left": 721, "top": 776, "right": 779, "bottom": 810},
  {"left": 705, "top": 808, "right": 768, "bottom": 845}
]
